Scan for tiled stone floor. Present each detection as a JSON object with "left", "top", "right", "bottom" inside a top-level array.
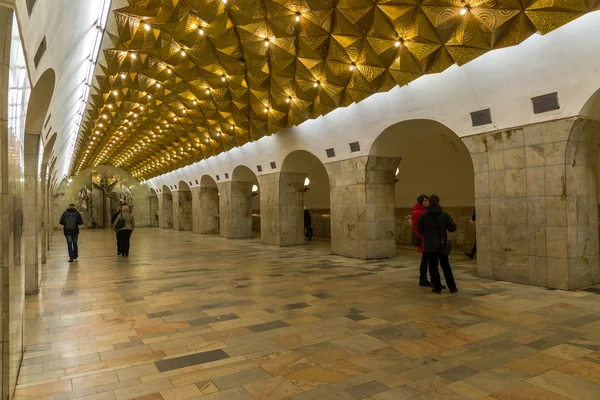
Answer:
[{"left": 15, "top": 228, "right": 600, "bottom": 400}]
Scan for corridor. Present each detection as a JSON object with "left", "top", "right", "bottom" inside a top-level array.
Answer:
[{"left": 15, "top": 229, "right": 600, "bottom": 400}]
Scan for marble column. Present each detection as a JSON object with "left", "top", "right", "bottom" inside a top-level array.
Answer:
[
  {"left": 464, "top": 118, "right": 600, "bottom": 290},
  {"left": 24, "top": 133, "right": 40, "bottom": 295},
  {"left": 258, "top": 172, "right": 307, "bottom": 246},
  {"left": 218, "top": 181, "right": 253, "bottom": 239},
  {"left": 158, "top": 193, "right": 173, "bottom": 229},
  {"left": 40, "top": 163, "right": 47, "bottom": 264},
  {"left": 191, "top": 186, "right": 219, "bottom": 234},
  {"left": 325, "top": 156, "right": 399, "bottom": 259},
  {"left": 172, "top": 190, "right": 193, "bottom": 231}
]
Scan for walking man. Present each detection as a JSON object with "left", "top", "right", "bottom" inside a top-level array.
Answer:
[
  {"left": 112, "top": 201, "right": 125, "bottom": 255},
  {"left": 304, "top": 208, "right": 313, "bottom": 241},
  {"left": 59, "top": 203, "right": 83, "bottom": 262}
]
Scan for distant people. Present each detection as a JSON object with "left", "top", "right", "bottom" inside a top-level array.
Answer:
[
  {"left": 114, "top": 205, "right": 135, "bottom": 257},
  {"left": 111, "top": 202, "right": 125, "bottom": 255},
  {"left": 466, "top": 209, "right": 477, "bottom": 259},
  {"left": 59, "top": 203, "right": 83, "bottom": 262},
  {"left": 417, "top": 194, "right": 458, "bottom": 294},
  {"left": 411, "top": 194, "right": 431, "bottom": 287},
  {"left": 304, "top": 208, "right": 313, "bottom": 241}
]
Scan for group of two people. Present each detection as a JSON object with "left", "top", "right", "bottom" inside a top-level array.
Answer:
[
  {"left": 411, "top": 194, "right": 458, "bottom": 294},
  {"left": 58, "top": 202, "right": 135, "bottom": 261}
]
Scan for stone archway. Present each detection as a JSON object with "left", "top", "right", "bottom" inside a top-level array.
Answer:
[
  {"left": 149, "top": 188, "right": 159, "bottom": 227},
  {"left": 219, "top": 166, "right": 259, "bottom": 239},
  {"left": 159, "top": 185, "right": 173, "bottom": 229},
  {"left": 193, "top": 175, "right": 219, "bottom": 234}
]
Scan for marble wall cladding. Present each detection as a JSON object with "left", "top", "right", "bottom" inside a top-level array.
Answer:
[
  {"left": 217, "top": 182, "right": 232, "bottom": 238},
  {"left": 325, "top": 156, "right": 400, "bottom": 259},
  {"left": 172, "top": 191, "right": 193, "bottom": 231},
  {"left": 40, "top": 164, "right": 47, "bottom": 263},
  {"left": 218, "top": 181, "right": 254, "bottom": 239},
  {"left": 258, "top": 172, "right": 306, "bottom": 246},
  {"left": 159, "top": 193, "right": 173, "bottom": 229},
  {"left": 149, "top": 195, "right": 159, "bottom": 227},
  {"left": 191, "top": 186, "right": 219, "bottom": 234},
  {"left": 1, "top": 8, "right": 27, "bottom": 398},
  {"left": 463, "top": 118, "right": 600, "bottom": 290},
  {"left": 23, "top": 133, "right": 40, "bottom": 295},
  {"left": 54, "top": 166, "right": 152, "bottom": 230}
]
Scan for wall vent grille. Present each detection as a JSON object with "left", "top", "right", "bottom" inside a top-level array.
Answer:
[
  {"left": 224, "top": 173, "right": 229, "bottom": 179},
  {"left": 532, "top": 92, "right": 559, "bottom": 114},
  {"left": 270, "top": 161, "right": 276, "bottom": 169},
  {"left": 326, "top": 148, "right": 336, "bottom": 158},
  {"left": 256, "top": 165, "right": 262, "bottom": 172},
  {"left": 195, "top": 180, "right": 199, "bottom": 185},
  {"left": 470, "top": 109, "right": 492, "bottom": 126},
  {"left": 189, "top": 181, "right": 192, "bottom": 186},
  {"left": 216, "top": 175, "right": 220, "bottom": 181},
  {"left": 349, "top": 141, "right": 360, "bottom": 152},
  {"left": 34, "top": 37, "right": 47, "bottom": 68}
]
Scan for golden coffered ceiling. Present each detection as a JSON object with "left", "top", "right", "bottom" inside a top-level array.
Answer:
[{"left": 71, "top": 0, "right": 598, "bottom": 179}]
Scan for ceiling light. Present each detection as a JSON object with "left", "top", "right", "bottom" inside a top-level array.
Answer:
[
  {"left": 222, "top": 0, "right": 227, "bottom": 3},
  {"left": 252, "top": 185, "right": 258, "bottom": 193},
  {"left": 99, "top": 123, "right": 104, "bottom": 127},
  {"left": 199, "top": 28, "right": 205, "bottom": 35},
  {"left": 193, "top": 100, "right": 197, "bottom": 105},
  {"left": 286, "top": 96, "right": 292, "bottom": 103},
  {"left": 395, "top": 39, "right": 401, "bottom": 47},
  {"left": 156, "top": 83, "right": 161, "bottom": 88},
  {"left": 143, "top": 23, "right": 151, "bottom": 31},
  {"left": 222, "top": 74, "right": 226, "bottom": 81},
  {"left": 314, "top": 81, "right": 320, "bottom": 87},
  {"left": 460, "top": 7, "right": 468, "bottom": 15},
  {"left": 108, "top": 104, "right": 113, "bottom": 109},
  {"left": 140, "top": 106, "right": 144, "bottom": 110},
  {"left": 102, "top": 114, "right": 108, "bottom": 119},
  {"left": 120, "top": 73, "right": 126, "bottom": 79},
  {"left": 349, "top": 63, "right": 355, "bottom": 71},
  {"left": 130, "top": 53, "right": 137, "bottom": 60},
  {"left": 230, "top": 125, "right": 234, "bottom": 130},
  {"left": 264, "top": 107, "right": 269, "bottom": 113},
  {"left": 167, "top": 68, "right": 172, "bottom": 74},
  {"left": 181, "top": 50, "right": 186, "bottom": 57},
  {"left": 295, "top": 12, "right": 301, "bottom": 22},
  {"left": 205, "top": 89, "right": 210, "bottom": 95},
  {"left": 113, "top": 90, "right": 118, "bottom": 96},
  {"left": 304, "top": 177, "right": 310, "bottom": 186},
  {"left": 148, "top": 94, "right": 152, "bottom": 99}
]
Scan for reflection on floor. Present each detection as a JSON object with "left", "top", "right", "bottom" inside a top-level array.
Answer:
[{"left": 16, "top": 228, "right": 600, "bottom": 400}]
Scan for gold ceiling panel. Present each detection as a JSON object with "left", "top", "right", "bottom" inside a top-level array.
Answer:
[{"left": 71, "top": 0, "right": 595, "bottom": 179}]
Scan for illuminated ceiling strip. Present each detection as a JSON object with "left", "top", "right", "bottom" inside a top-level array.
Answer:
[{"left": 65, "top": 0, "right": 112, "bottom": 178}]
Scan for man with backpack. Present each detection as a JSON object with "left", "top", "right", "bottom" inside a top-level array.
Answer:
[
  {"left": 111, "top": 201, "right": 125, "bottom": 255},
  {"left": 59, "top": 204, "right": 84, "bottom": 262}
]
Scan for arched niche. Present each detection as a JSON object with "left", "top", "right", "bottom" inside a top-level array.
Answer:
[
  {"left": 280, "top": 150, "right": 331, "bottom": 244},
  {"left": 160, "top": 185, "right": 173, "bottom": 229},
  {"left": 174, "top": 181, "right": 192, "bottom": 231},
  {"left": 370, "top": 118, "right": 475, "bottom": 252},
  {"left": 149, "top": 188, "right": 159, "bottom": 227},
  {"left": 195, "top": 175, "right": 219, "bottom": 234}
]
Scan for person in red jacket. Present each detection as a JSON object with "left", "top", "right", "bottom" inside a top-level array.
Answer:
[{"left": 412, "top": 194, "right": 431, "bottom": 286}]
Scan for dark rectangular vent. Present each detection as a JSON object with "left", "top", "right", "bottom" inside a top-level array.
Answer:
[
  {"left": 26, "top": 0, "right": 37, "bottom": 15},
  {"left": 174, "top": 185, "right": 178, "bottom": 189},
  {"left": 216, "top": 175, "right": 220, "bottom": 181},
  {"left": 44, "top": 114, "right": 51, "bottom": 129},
  {"left": 189, "top": 181, "right": 192, "bottom": 186},
  {"left": 224, "top": 173, "right": 229, "bottom": 179},
  {"left": 170, "top": 186, "right": 173, "bottom": 190},
  {"left": 470, "top": 109, "right": 492, "bottom": 127},
  {"left": 532, "top": 92, "right": 559, "bottom": 114},
  {"left": 45, "top": 127, "right": 51, "bottom": 140},
  {"left": 34, "top": 37, "right": 47, "bottom": 68},
  {"left": 326, "top": 148, "right": 336, "bottom": 158},
  {"left": 195, "top": 180, "right": 199, "bottom": 185},
  {"left": 349, "top": 142, "right": 360, "bottom": 152},
  {"left": 256, "top": 165, "right": 262, "bottom": 172},
  {"left": 270, "top": 162, "right": 276, "bottom": 170}
]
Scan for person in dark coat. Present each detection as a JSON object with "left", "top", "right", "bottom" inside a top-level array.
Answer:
[
  {"left": 111, "top": 202, "right": 125, "bottom": 255},
  {"left": 59, "top": 204, "right": 84, "bottom": 262},
  {"left": 466, "top": 209, "right": 476, "bottom": 259},
  {"left": 417, "top": 194, "right": 458, "bottom": 294},
  {"left": 411, "top": 194, "right": 431, "bottom": 286},
  {"left": 304, "top": 208, "right": 313, "bottom": 241}
]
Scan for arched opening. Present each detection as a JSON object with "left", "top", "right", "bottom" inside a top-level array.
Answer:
[
  {"left": 279, "top": 150, "right": 331, "bottom": 247},
  {"left": 221, "top": 166, "right": 258, "bottom": 239},
  {"left": 370, "top": 119, "right": 476, "bottom": 277},
  {"left": 149, "top": 188, "right": 159, "bottom": 227},
  {"left": 22, "top": 68, "right": 56, "bottom": 296},
  {"left": 161, "top": 185, "right": 173, "bottom": 229},
  {"left": 174, "top": 181, "right": 193, "bottom": 231},
  {"left": 196, "top": 175, "right": 219, "bottom": 234}
]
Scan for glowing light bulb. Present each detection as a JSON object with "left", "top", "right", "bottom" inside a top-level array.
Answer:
[
  {"left": 148, "top": 94, "right": 152, "bottom": 99},
  {"left": 140, "top": 106, "right": 144, "bottom": 110},
  {"left": 264, "top": 39, "right": 269, "bottom": 47},
  {"left": 205, "top": 89, "right": 210, "bottom": 95},
  {"left": 113, "top": 90, "right": 118, "bottom": 96},
  {"left": 314, "top": 81, "right": 319, "bottom": 87},
  {"left": 108, "top": 104, "right": 113, "bottom": 109},
  {"left": 252, "top": 185, "right": 258, "bottom": 193},
  {"left": 143, "top": 23, "right": 151, "bottom": 31},
  {"left": 167, "top": 68, "right": 172, "bottom": 74},
  {"left": 264, "top": 107, "right": 269, "bottom": 113},
  {"left": 102, "top": 114, "right": 108, "bottom": 119},
  {"left": 130, "top": 53, "right": 137, "bottom": 60},
  {"left": 120, "top": 73, "right": 126, "bottom": 79},
  {"left": 222, "top": 0, "right": 227, "bottom": 4},
  {"left": 349, "top": 63, "right": 355, "bottom": 71},
  {"left": 181, "top": 50, "right": 186, "bottom": 57},
  {"left": 304, "top": 177, "right": 310, "bottom": 186},
  {"left": 193, "top": 100, "right": 197, "bottom": 105},
  {"left": 286, "top": 96, "right": 292, "bottom": 103},
  {"left": 199, "top": 28, "right": 204, "bottom": 35},
  {"left": 295, "top": 13, "right": 301, "bottom": 22},
  {"left": 460, "top": 7, "right": 468, "bottom": 15},
  {"left": 222, "top": 75, "right": 226, "bottom": 81},
  {"left": 230, "top": 125, "right": 234, "bottom": 130}
]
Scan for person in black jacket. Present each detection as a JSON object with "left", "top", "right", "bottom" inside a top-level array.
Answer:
[
  {"left": 417, "top": 194, "right": 458, "bottom": 294},
  {"left": 111, "top": 201, "right": 125, "bottom": 255},
  {"left": 304, "top": 208, "right": 313, "bottom": 241},
  {"left": 59, "top": 204, "right": 84, "bottom": 262},
  {"left": 466, "top": 209, "right": 476, "bottom": 259}
]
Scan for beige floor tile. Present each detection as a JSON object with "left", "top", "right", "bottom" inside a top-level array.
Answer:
[
  {"left": 159, "top": 384, "right": 202, "bottom": 400},
  {"left": 490, "top": 382, "right": 570, "bottom": 400},
  {"left": 504, "top": 353, "right": 569, "bottom": 376},
  {"left": 72, "top": 370, "right": 119, "bottom": 390},
  {"left": 243, "top": 376, "right": 303, "bottom": 400},
  {"left": 527, "top": 370, "right": 600, "bottom": 400}
]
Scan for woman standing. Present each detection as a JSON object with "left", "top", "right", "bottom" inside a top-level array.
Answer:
[
  {"left": 411, "top": 195, "right": 430, "bottom": 287},
  {"left": 114, "top": 205, "right": 135, "bottom": 257}
]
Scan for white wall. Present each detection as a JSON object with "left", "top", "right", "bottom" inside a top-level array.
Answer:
[{"left": 148, "top": 13, "right": 600, "bottom": 191}]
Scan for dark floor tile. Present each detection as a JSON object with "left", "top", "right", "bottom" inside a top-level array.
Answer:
[
  {"left": 154, "top": 349, "right": 230, "bottom": 372},
  {"left": 436, "top": 365, "right": 479, "bottom": 382},
  {"left": 349, "top": 308, "right": 363, "bottom": 314},
  {"left": 147, "top": 311, "right": 173, "bottom": 319},
  {"left": 124, "top": 296, "right": 145, "bottom": 302},
  {"left": 113, "top": 340, "right": 144, "bottom": 350},
  {"left": 345, "top": 380, "right": 389, "bottom": 398},
  {"left": 582, "top": 287, "right": 600, "bottom": 294},
  {"left": 312, "top": 292, "right": 330, "bottom": 299},
  {"left": 345, "top": 314, "right": 368, "bottom": 321},
  {"left": 188, "top": 313, "right": 239, "bottom": 326},
  {"left": 284, "top": 302, "right": 310, "bottom": 310},
  {"left": 368, "top": 325, "right": 425, "bottom": 342},
  {"left": 248, "top": 320, "right": 290, "bottom": 333}
]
